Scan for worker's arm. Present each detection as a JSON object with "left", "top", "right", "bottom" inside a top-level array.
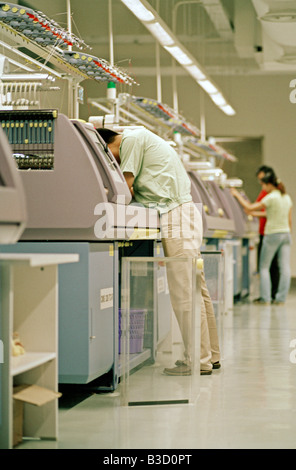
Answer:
[
  {"left": 123, "top": 172, "right": 135, "bottom": 198},
  {"left": 247, "top": 210, "right": 266, "bottom": 218},
  {"left": 289, "top": 207, "right": 292, "bottom": 232},
  {"left": 231, "top": 188, "right": 264, "bottom": 212}
]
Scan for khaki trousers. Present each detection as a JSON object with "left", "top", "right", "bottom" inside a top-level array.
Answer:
[{"left": 161, "top": 202, "right": 220, "bottom": 371}]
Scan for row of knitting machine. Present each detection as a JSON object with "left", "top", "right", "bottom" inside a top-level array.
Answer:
[
  {"left": 0, "top": 105, "right": 258, "bottom": 395},
  {"left": 0, "top": 2, "right": 258, "bottom": 394}
]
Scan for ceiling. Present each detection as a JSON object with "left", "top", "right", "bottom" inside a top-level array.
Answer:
[{"left": 14, "top": 0, "right": 296, "bottom": 79}]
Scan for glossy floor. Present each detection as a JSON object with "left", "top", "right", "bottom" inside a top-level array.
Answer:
[{"left": 17, "top": 288, "right": 296, "bottom": 450}]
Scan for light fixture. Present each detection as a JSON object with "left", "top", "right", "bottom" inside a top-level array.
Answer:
[
  {"left": 145, "top": 22, "right": 174, "bottom": 47},
  {"left": 220, "top": 104, "right": 236, "bottom": 116},
  {"left": 121, "top": 0, "right": 155, "bottom": 21},
  {"left": 260, "top": 9, "right": 296, "bottom": 22},
  {"left": 197, "top": 79, "right": 218, "bottom": 95},
  {"left": 163, "top": 45, "right": 192, "bottom": 66},
  {"left": 120, "top": 0, "right": 236, "bottom": 116},
  {"left": 184, "top": 64, "right": 206, "bottom": 81},
  {"left": 210, "top": 93, "right": 227, "bottom": 107}
]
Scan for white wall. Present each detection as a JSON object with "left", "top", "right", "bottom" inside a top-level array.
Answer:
[{"left": 179, "top": 73, "right": 296, "bottom": 275}]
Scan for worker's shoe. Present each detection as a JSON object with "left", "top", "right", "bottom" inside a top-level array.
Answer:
[
  {"left": 163, "top": 365, "right": 191, "bottom": 376},
  {"left": 175, "top": 360, "right": 187, "bottom": 367},
  {"left": 200, "top": 369, "right": 212, "bottom": 376},
  {"left": 175, "top": 359, "right": 219, "bottom": 374},
  {"left": 212, "top": 361, "right": 221, "bottom": 369}
]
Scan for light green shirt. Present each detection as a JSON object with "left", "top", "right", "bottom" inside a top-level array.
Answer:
[
  {"left": 262, "top": 189, "right": 292, "bottom": 234},
  {"left": 119, "top": 128, "right": 192, "bottom": 214}
]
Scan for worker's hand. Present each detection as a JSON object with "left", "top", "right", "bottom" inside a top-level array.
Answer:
[{"left": 230, "top": 188, "right": 239, "bottom": 197}]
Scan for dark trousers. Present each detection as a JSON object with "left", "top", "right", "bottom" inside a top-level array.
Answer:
[{"left": 257, "top": 234, "right": 280, "bottom": 300}]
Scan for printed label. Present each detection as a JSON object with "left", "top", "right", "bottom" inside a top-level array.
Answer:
[{"left": 100, "top": 287, "right": 113, "bottom": 310}]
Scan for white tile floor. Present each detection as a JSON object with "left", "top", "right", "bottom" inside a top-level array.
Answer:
[{"left": 16, "top": 287, "right": 296, "bottom": 450}]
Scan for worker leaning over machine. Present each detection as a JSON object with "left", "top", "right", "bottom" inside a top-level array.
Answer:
[{"left": 97, "top": 126, "right": 221, "bottom": 376}]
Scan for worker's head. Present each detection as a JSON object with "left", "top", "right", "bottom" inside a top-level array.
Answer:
[
  {"left": 261, "top": 171, "right": 286, "bottom": 194},
  {"left": 256, "top": 165, "right": 275, "bottom": 184},
  {"left": 96, "top": 128, "right": 122, "bottom": 163}
]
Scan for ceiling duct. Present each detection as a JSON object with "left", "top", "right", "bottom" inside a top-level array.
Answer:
[
  {"left": 234, "top": 0, "right": 259, "bottom": 59},
  {"left": 199, "top": 0, "right": 233, "bottom": 40}
]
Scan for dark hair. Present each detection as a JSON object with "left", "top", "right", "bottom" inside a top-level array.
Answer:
[
  {"left": 256, "top": 165, "right": 275, "bottom": 177},
  {"left": 96, "top": 128, "right": 119, "bottom": 144},
  {"left": 261, "top": 171, "right": 286, "bottom": 194}
]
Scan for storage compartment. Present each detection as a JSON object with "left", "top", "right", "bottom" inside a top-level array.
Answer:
[{"left": 13, "top": 384, "right": 61, "bottom": 447}]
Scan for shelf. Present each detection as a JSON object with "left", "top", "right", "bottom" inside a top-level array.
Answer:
[
  {"left": 12, "top": 352, "right": 56, "bottom": 376},
  {"left": 0, "top": 252, "right": 79, "bottom": 267},
  {"left": 0, "top": 251, "right": 79, "bottom": 448}
]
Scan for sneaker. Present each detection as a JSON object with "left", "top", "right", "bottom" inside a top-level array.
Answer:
[
  {"left": 272, "top": 300, "right": 285, "bottom": 305},
  {"left": 163, "top": 365, "right": 191, "bottom": 376},
  {"left": 200, "top": 369, "right": 212, "bottom": 375},
  {"left": 212, "top": 361, "right": 221, "bottom": 369}
]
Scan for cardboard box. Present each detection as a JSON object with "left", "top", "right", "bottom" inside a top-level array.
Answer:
[{"left": 13, "top": 385, "right": 62, "bottom": 447}]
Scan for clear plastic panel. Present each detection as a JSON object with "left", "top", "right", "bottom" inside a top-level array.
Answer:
[
  {"left": 201, "top": 250, "right": 224, "bottom": 356},
  {"left": 120, "top": 257, "right": 201, "bottom": 407},
  {"left": 219, "top": 241, "right": 234, "bottom": 328}
]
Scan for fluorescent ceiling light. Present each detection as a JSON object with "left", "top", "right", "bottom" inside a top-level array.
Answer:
[
  {"left": 197, "top": 79, "right": 218, "bottom": 95},
  {"left": 120, "top": 0, "right": 235, "bottom": 117},
  {"left": 220, "top": 104, "right": 236, "bottom": 116},
  {"left": 185, "top": 64, "right": 206, "bottom": 81},
  {"left": 164, "top": 45, "right": 192, "bottom": 65},
  {"left": 121, "top": 0, "right": 155, "bottom": 22},
  {"left": 145, "top": 22, "right": 175, "bottom": 46},
  {"left": 210, "top": 93, "right": 227, "bottom": 107}
]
